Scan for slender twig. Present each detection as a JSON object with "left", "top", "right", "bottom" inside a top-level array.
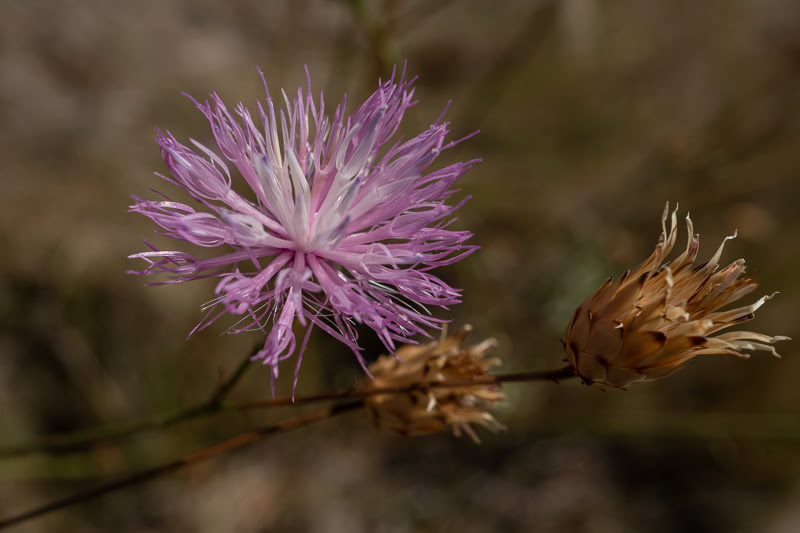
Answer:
[
  {"left": 345, "top": 0, "right": 396, "bottom": 80},
  {"left": 230, "top": 366, "right": 577, "bottom": 410},
  {"left": 0, "top": 366, "right": 575, "bottom": 458},
  {"left": 1, "top": 367, "right": 573, "bottom": 457},
  {"left": 0, "top": 401, "right": 363, "bottom": 531},
  {"left": 0, "top": 342, "right": 260, "bottom": 459},
  {"left": 206, "top": 345, "right": 257, "bottom": 407},
  {"left": 459, "top": 0, "right": 557, "bottom": 128}
]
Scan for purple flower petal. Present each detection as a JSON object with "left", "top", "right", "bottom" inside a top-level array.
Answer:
[{"left": 130, "top": 65, "right": 479, "bottom": 384}]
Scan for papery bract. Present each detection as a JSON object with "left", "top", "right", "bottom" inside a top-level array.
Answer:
[
  {"left": 365, "top": 325, "right": 505, "bottom": 442},
  {"left": 564, "top": 203, "right": 788, "bottom": 388}
]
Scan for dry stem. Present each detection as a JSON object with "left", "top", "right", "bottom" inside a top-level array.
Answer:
[
  {"left": 0, "top": 366, "right": 575, "bottom": 458},
  {"left": 0, "top": 401, "right": 363, "bottom": 530}
]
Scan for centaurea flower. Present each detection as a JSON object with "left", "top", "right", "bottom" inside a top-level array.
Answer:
[{"left": 129, "top": 66, "right": 478, "bottom": 385}]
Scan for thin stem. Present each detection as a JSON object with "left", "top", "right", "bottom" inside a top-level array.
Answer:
[
  {"left": 346, "top": 0, "right": 395, "bottom": 80},
  {"left": 0, "top": 365, "right": 575, "bottom": 458},
  {"left": 229, "top": 366, "right": 577, "bottom": 410},
  {"left": 206, "top": 344, "right": 257, "bottom": 407},
  {"left": 0, "top": 342, "right": 260, "bottom": 459},
  {"left": 494, "top": 366, "right": 576, "bottom": 384},
  {"left": 0, "top": 401, "right": 363, "bottom": 531},
  {"left": 0, "top": 367, "right": 574, "bottom": 527}
]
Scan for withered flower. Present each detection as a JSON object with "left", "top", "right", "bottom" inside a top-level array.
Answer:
[
  {"left": 564, "top": 204, "right": 788, "bottom": 388},
  {"left": 365, "top": 326, "right": 505, "bottom": 442}
]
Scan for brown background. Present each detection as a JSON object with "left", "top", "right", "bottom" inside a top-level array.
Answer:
[{"left": 1, "top": 1, "right": 799, "bottom": 531}]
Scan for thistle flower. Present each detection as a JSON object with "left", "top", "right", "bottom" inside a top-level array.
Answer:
[
  {"left": 129, "top": 67, "right": 478, "bottom": 383},
  {"left": 365, "top": 326, "right": 505, "bottom": 442},
  {"left": 564, "top": 204, "right": 788, "bottom": 389}
]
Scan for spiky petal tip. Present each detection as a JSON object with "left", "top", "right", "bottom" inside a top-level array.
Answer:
[
  {"left": 129, "top": 65, "right": 479, "bottom": 386},
  {"left": 564, "top": 203, "right": 789, "bottom": 389}
]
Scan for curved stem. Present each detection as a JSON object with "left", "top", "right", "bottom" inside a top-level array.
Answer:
[
  {"left": 0, "top": 342, "right": 260, "bottom": 459},
  {"left": 206, "top": 342, "right": 258, "bottom": 407},
  {"left": 0, "top": 401, "right": 363, "bottom": 531}
]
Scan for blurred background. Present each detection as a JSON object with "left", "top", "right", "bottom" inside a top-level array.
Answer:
[{"left": 1, "top": 0, "right": 799, "bottom": 531}]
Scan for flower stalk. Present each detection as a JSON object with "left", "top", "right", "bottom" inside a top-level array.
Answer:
[{"left": 0, "top": 366, "right": 574, "bottom": 458}]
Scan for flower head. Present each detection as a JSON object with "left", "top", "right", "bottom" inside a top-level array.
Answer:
[
  {"left": 129, "top": 66, "right": 478, "bottom": 384},
  {"left": 564, "top": 203, "right": 788, "bottom": 389},
  {"left": 364, "top": 325, "right": 505, "bottom": 442}
]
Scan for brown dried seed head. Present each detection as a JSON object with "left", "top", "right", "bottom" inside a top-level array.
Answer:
[
  {"left": 364, "top": 325, "right": 505, "bottom": 442},
  {"left": 564, "top": 203, "right": 789, "bottom": 389}
]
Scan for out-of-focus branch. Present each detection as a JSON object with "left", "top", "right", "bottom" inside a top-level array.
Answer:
[
  {"left": 460, "top": 0, "right": 558, "bottom": 128},
  {"left": 0, "top": 401, "right": 363, "bottom": 531},
  {"left": 0, "top": 342, "right": 260, "bottom": 458},
  {"left": 345, "top": 0, "right": 398, "bottom": 81}
]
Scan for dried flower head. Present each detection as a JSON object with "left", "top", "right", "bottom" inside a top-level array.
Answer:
[
  {"left": 129, "top": 66, "right": 478, "bottom": 384},
  {"left": 564, "top": 203, "right": 788, "bottom": 389},
  {"left": 365, "top": 325, "right": 505, "bottom": 442}
]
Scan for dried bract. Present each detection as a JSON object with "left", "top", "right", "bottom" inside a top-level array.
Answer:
[
  {"left": 365, "top": 326, "right": 505, "bottom": 442},
  {"left": 564, "top": 204, "right": 788, "bottom": 388}
]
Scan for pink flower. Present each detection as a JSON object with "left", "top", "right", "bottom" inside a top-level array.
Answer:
[{"left": 129, "top": 66, "right": 478, "bottom": 385}]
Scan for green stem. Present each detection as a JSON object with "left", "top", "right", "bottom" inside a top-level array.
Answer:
[
  {"left": 0, "top": 342, "right": 259, "bottom": 458},
  {"left": 206, "top": 344, "right": 257, "bottom": 407}
]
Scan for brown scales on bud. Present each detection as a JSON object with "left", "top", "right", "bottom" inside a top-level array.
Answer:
[
  {"left": 564, "top": 203, "right": 789, "bottom": 389},
  {"left": 364, "top": 325, "right": 505, "bottom": 442}
]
